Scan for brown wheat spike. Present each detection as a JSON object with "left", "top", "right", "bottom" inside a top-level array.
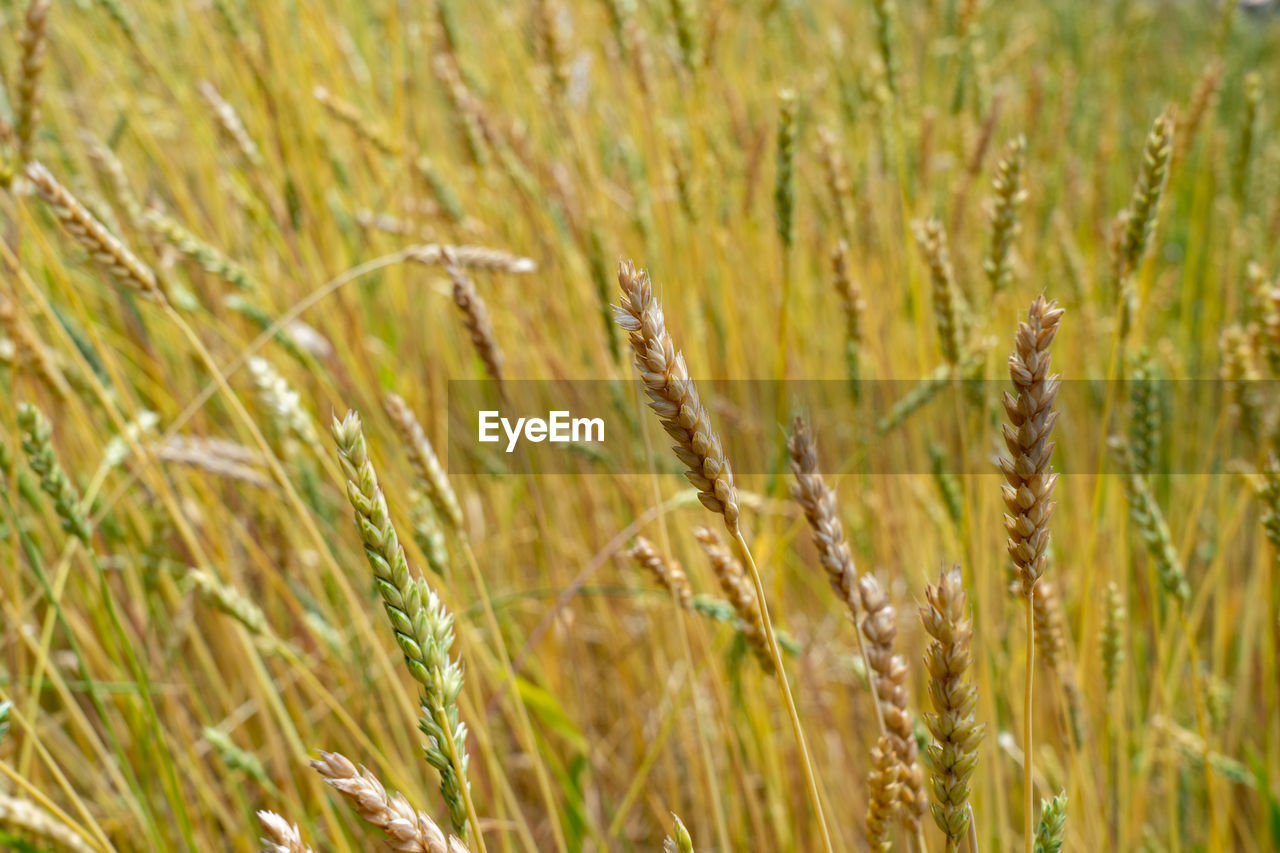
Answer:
[
  {"left": 832, "top": 240, "right": 865, "bottom": 348},
  {"left": 858, "top": 573, "right": 927, "bottom": 823},
  {"left": 614, "top": 260, "right": 741, "bottom": 534},
  {"left": 919, "top": 565, "right": 984, "bottom": 851},
  {"left": 383, "top": 393, "right": 464, "bottom": 530},
  {"left": 256, "top": 811, "right": 315, "bottom": 853},
  {"left": 15, "top": 0, "right": 51, "bottom": 164},
  {"left": 626, "top": 535, "right": 694, "bottom": 607},
  {"left": 23, "top": 162, "right": 162, "bottom": 298},
  {"left": 865, "top": 734, "right": 901, "bottom": 852},
  {"left": 1028, "top": 578, "right": 1085, "bottom": 744},
  {"left": 312, "top": 751, "right": 470, "bottom": 853},
  {"left": 693, "top": 526, "right": 773, "bottom": 672},
  {"left": 999, "top": 295, "right": 1064, "bottom": 596},
  {"left": 914, "top": 218, "right": 965, "bottom": 365},
  {"left": 441, "top": 247, "right": 505, "bottom": 393},
  {"left": 787, "top": 417, "right": 860, "bottom": 613}
]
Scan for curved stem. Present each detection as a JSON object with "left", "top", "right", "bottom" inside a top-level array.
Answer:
[
  {"left": 1024, "top": 591, "right": 1035, "bottom": 853},
  {"left": 732, "top": 530, "right": 834, "bottom": 853}
]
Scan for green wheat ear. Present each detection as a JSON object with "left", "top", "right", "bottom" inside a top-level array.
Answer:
[
  {"left": 1033, "top": 791, "right": 1067, "bottom": 853},
  {"left": 17, "top": 402, "right": 91, "bottom": 544},
  {"left": 664, "top": 814, "right": 695, "bottom": 853}
]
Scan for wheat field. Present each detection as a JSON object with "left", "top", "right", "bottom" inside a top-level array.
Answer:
[{"left": 1, "top": 0, "right": 1278, "bottom": 850}]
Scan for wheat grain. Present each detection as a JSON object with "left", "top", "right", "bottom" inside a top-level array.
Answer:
[
  {"left": 915, "top": 218, "right": 966, "bottom": 365},
  {"left": 1100, "top": 580, "right": 1125, "bottom": 697},
  {"left": 441, "top": 248, "right": 505, "bottom": 393},
  {"left": 199, "top": 81, "right": 264, "bottom": 167}
]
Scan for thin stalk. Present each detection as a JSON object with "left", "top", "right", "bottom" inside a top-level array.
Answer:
[
  {"left": 434, "top": 703, "right": 489, "bottom": 853},
  {"left": 1024, "top": 592, "right": 1035, "bottom": 853},
  {"left": 731, "top": 531, "right": 834, "bottom": 853}
]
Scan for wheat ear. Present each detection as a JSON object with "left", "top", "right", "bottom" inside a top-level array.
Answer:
[
  {"left": 858, "top": 574, "right": 927, "bottom": 828},
  {"left": 383, "top": 392, "right": 464, "bottom": 530},
  {"left": 441, "top": 247, "right": 505, "bottom": 393},
  {"left": 256, "top": 811, "right": 315, "bottom": 853},
  {"left": 614, "top": 258, "right": 832, "bottom": 852},
  {"left": 865, "top": 734, "right": 900, "bottom": 852},
  {"left": 998, "top": 295, "right": 1064, "bottom": 853},
  {"left": 787, "top": 416, "right": 882, "bottom": 729},
  {"left": 312, "top": 751, "right": 470, "bottom": 853},
  {"left": 920, "top": 565, "right": 985, "bottom": 851},
  {"left": 693, "top": 525, "right": 774, "bottom": 672},
  {"left": 613, "top": 260, "right": 740, "bottom": 532},
  {"left": 331, "top": 412, "right": 484, "bottom": 850},
  {"left": 23, "top": 162, "right": 162, "bottom": 298},
  {"left": 0, "top": 792, "right": 95, "bottom": 853},
  {"left": 626, "top": 535, "right": 694, "bottom": 607},
  {"left": 15, "top": 0, "right": 51, "bottom": 164}
]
